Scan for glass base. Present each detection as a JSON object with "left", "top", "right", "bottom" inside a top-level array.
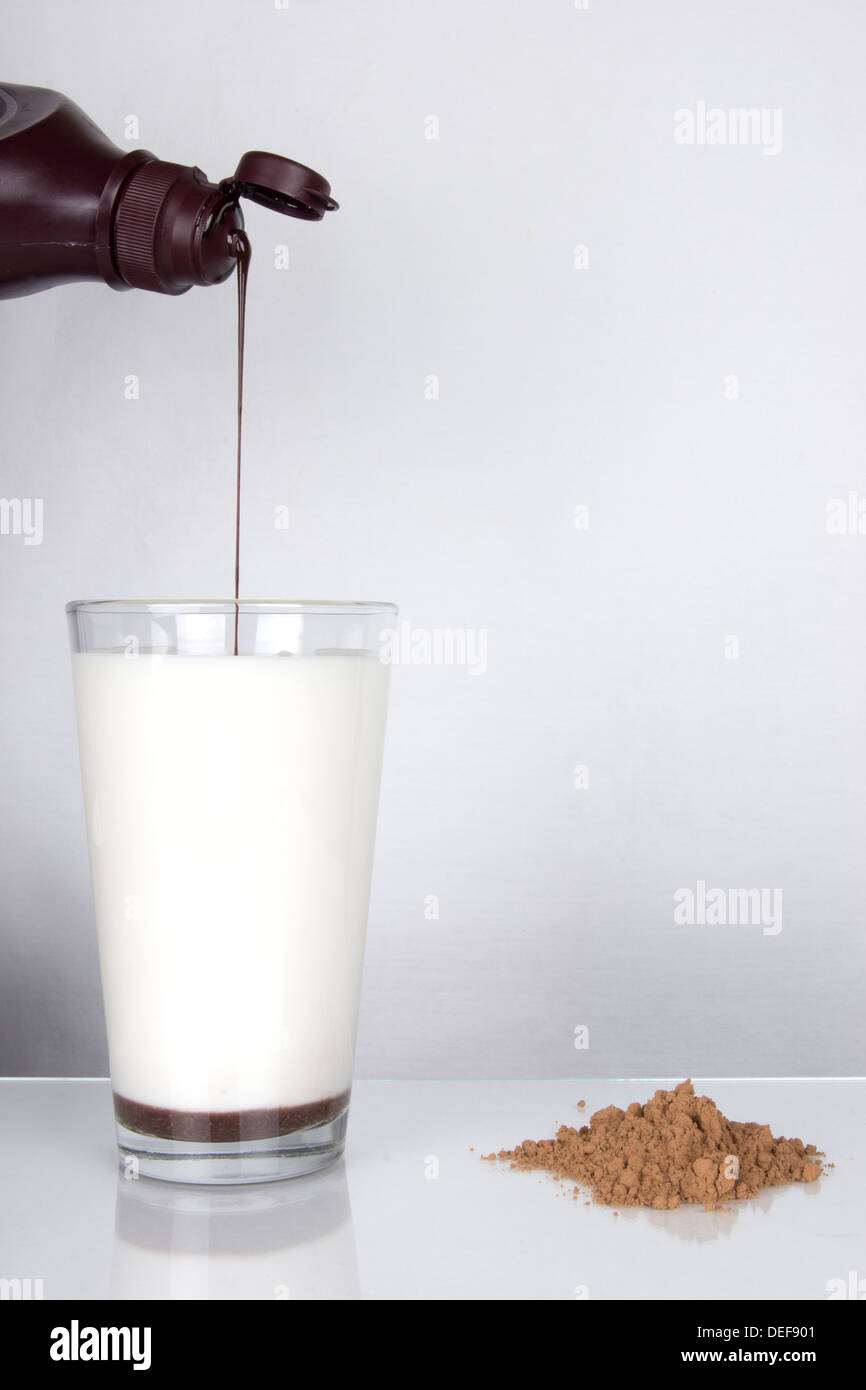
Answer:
[{"left": 116, "top": 1109, "right": 348, "bottom": 1186}]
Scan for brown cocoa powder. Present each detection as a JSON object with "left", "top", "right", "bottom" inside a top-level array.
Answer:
[{"left": 483, "top": 1079, "right": 825, "bottom": 1210}]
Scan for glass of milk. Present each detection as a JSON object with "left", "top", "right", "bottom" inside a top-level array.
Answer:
[{"left": 67, "top": 600, "right": 396, "bottom": 1184}]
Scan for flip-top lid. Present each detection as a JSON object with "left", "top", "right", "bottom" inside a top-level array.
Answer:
[{"left": 221, "top": 151, "right": 338, "bottom": 220}]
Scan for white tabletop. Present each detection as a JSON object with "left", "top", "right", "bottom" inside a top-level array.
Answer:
[{"left": 0, "top": 1077, "right": 862, "bottom": 1301}]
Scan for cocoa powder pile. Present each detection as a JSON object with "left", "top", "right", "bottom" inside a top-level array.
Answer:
[{"left": 484, "top": 1080, "right": 824, "bottom": 1210}]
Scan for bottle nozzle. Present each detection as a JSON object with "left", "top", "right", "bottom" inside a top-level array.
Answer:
[{"left": 111, "top": 152, "right": 335, "bottom": 296}]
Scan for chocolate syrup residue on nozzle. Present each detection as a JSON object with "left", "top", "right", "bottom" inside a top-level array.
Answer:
[{"left": 228, "top": 228, "right": 252, "bottom": 656}]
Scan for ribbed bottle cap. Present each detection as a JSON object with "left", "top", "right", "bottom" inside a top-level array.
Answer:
[{"left": 113, "top": 160, "right": 242, "bottom": 294}]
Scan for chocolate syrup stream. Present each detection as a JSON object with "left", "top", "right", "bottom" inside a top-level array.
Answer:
[{"left": 229, "top": 229, "right": 251, "bottom": 655}]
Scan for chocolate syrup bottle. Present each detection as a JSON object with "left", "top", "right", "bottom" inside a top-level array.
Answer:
[{"left": 0, "top": 82, "right": 337, "bottom": 299}]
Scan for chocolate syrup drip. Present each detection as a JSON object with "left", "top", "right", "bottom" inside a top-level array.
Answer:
[{"left": 228, "top": 229, "right": 251, "bottom": 655}]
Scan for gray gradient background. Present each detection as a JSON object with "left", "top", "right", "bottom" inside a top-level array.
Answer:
[{"left": 1, "top": 0, "right": 864, "bottom": 1079}]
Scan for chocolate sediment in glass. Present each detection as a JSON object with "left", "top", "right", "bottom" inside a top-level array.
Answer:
[{"left": 114, "top": 1089, "right": 351, "bottom": 1143}]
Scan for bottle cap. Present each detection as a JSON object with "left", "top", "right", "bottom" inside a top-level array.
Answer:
[{"left": 222, "top": 152, "right": 338, "bottom": 221}]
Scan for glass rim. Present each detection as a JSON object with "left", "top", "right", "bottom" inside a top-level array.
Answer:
[{"left": 66, "top": 599, "right": 399, "bottom": 617}]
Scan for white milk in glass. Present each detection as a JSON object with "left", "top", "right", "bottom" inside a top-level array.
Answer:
[{"left": 72, "top": 651, "right": 388, "bottom": 1125}]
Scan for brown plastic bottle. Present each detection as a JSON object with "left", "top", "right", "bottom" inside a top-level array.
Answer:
[{"left": 0, "top": 82, "right": 337, "bottom": 300}]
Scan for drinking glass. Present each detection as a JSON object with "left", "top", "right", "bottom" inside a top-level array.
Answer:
[{"left": 67, "top": 600, "right": 396, "bottom": 1183}]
